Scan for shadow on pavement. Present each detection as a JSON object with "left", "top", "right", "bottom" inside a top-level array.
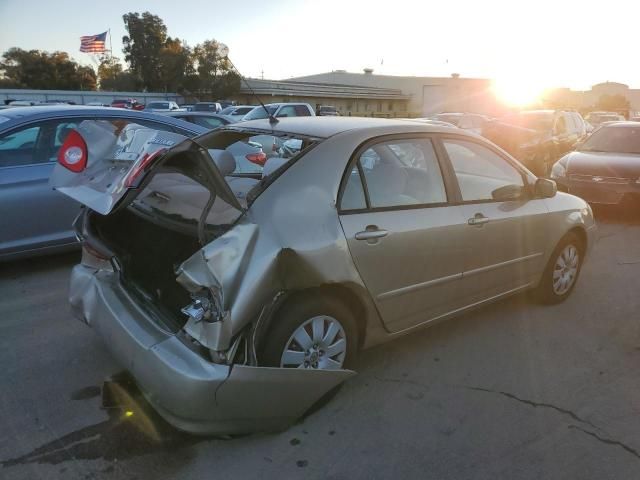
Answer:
[
  {"left": 0, "top": 251, "right": 80, "bottom": 280},
  {"left": 0, "top": 372, "right": 208, "bottom": 468}
]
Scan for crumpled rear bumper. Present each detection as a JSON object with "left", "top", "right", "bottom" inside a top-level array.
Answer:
[{"left": 70, "top": 265, "right": 354, "bottom": 435}]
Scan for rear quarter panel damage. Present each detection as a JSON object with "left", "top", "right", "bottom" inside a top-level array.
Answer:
[{"left": 175, "top": 130, "right": 391, "bottom": 356}]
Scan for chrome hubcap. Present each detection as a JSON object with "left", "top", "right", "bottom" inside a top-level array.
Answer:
[
  {"left": 280, "top": 315, "right": 347, "bottom": 369},
  {"left": 553, "top": 244, "right": 579, "bottom": 295}
]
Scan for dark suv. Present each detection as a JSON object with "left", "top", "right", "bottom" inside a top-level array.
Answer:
[{"left": 482, "top": 110, "right": 588, "bottom": 176}]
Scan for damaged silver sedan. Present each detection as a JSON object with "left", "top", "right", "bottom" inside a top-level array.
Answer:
[{"left": 51, "top": 116, "right": 596, "bottom": 435}]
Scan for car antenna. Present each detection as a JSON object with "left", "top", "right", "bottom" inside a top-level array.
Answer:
[{"left": 218, "top": 43, "right": 278, "bottom": 126}]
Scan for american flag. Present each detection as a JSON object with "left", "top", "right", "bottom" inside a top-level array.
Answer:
[{"left": 80, "top": 32, "right": 107, "bottom": 53}]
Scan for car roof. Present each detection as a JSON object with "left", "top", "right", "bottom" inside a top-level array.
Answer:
[
  {"left": 0, "top": 105, "right": 208, "bottom": 133},
  {"left": 231, "top": 116, "right": 461, "bottom": 139}
]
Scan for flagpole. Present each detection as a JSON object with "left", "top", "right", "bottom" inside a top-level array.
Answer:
[{"left": 108, "top": 29, "right": 113, "bottom": 62}]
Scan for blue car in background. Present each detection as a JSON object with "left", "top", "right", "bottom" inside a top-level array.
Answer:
[{"left": 0, "top": 106, "right": 207, "bottom": 261}]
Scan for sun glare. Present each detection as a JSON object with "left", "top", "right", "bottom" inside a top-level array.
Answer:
[{"left": 493, "top": 78, "right": 545, "bottom": 107}]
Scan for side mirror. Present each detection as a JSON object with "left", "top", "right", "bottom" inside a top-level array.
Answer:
[
  {"left": 491, "top": 184, "right": 525, "bottom": 201},
  {"left": 534, "top": 178, "right": 557, "bottom": 198}
]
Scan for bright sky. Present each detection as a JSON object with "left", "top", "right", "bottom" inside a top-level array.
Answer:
[{"left": 1, "top": 0, "right": 637, "bottom": 99}]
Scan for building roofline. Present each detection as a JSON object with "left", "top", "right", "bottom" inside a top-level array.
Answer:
[
  {"left": 240, "top": 78, "right": 411, "bottom": 100},
  {"left": 285, "top": 71, "right": 492, "bottom": 83}
]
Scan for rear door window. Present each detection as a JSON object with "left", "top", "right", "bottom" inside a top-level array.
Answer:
[{"left": 343, "top": 138, "right": 447, "bottom": 210}]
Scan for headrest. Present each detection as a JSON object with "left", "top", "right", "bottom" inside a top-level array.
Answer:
[{"left": 208, "top": 149, "right": 236, "bottom": 176}]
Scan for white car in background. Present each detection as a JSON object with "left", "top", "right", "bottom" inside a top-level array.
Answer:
[
  {"left": 220, "top": 105, "right": 255, "bottom": 122},
  {"left": 242, "top": 103, "right": 315, "bottom": 121},
  {"left": 144, "top": 101, "right": 185, "bottom": 113}
]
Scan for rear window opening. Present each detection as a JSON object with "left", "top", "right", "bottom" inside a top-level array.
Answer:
[{"left": 83, "top": 126, "right": 320, "bottom": 330}]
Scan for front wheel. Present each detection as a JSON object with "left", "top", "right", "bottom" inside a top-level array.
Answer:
[
  {"left": 260, "top": 294, "right": 358, "bottom": 370},
  {"left": 533, "top": 233, "right": 583, "bottom": 304}
]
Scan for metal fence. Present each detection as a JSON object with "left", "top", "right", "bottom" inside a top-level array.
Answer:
[{"left": 0, "top": 89, "right": 184, "bottom": 106}]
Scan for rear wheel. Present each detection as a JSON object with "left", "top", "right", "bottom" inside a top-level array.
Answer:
[
  {"left": 260, "top": 294, "right": 358, "bottom": 370},
  {"left": 534, "top": 233, "right": 583, "bottom": 304}
]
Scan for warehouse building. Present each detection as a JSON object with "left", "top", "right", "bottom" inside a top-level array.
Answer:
[
  {"left": 286, "top": 69, "right": 502, "bottom": 117},
  {"left": 235, "top": 77, "right": 410, "bottom": 116}
]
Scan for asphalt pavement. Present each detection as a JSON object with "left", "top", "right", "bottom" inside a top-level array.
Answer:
[{"left": 2, "top": 207, "right": 640, "bottom": 480}]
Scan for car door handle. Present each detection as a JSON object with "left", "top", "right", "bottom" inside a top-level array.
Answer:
[
  {"left": 355, "top": 228, "right": 389, "bottom": 240},
  {"left": 468, "top": 214, "right": 490, "bottom": 226}
]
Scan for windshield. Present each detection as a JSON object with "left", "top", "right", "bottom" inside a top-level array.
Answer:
[
  {"left": 243, "top": 105, "right": 278, "bottom": 120},
  {"left": 579, "top": 126, "right": 640, "bottom": 154},
  {"left": 499, "top": 112, "right": 554, "bottom": 131},
  {"left": 219, "top": 106, "right": 235, "bottom": 115}
]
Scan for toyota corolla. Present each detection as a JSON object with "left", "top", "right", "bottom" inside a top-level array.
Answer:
[{"left": 51, "top": 116, "right": 596, "bottom": 435}]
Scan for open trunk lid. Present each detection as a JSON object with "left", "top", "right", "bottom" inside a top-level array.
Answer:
[{"left": 50, "top": 120, "right": 243, "bottom": 215}]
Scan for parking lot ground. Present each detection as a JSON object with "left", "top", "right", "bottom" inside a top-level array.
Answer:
[{"left": 2, "top": 208, "right": 640, "bottom": 480}]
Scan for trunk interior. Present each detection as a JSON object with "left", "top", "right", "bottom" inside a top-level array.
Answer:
[{"left": 90, "top": 207, "right": 202, "bottom": 331}]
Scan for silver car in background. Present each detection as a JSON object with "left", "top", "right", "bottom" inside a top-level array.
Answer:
[
  {"left": 0, "top": 106, "right": 207, "bottom": 261},
  {"left": 52, "top": 117, "right": 595, "bottom": 435},
  {"left": 219, "top": 105, "right": 255, "bottom": 122},
  {"left": 242, "top": 102, "right": 315, "bottom": 121}
]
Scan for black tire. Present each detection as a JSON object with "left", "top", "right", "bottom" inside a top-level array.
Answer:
[
  {"left": 260, "top": 293, "right": 358, "bottom": 369},
  {"left": 533, "top": 232, "right": 584, "bottom": 304}
]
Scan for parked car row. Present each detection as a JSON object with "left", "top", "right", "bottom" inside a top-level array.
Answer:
[
  {"left": 0, "top": 103, "right": 314, "bottom": 261},
  {"left": 427, "top": 109, "right": 637, "bottom": 178},
  {"left": 13, "top": 102, "right": 640, "bottom": 437}
]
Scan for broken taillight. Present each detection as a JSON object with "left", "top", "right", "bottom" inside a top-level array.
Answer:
[
  {"left": 123, "top": 148, "right": 167, "bottom": 188},
  {"left": 57, "top": 130, "right": 88, "bottom": 172},
  {"left": 246, "top": 152, "right": 267, "bottom": 166}
]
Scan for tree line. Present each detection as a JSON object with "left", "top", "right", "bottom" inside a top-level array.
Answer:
[{"left": 0, "top": 11, "right": 240, "bottom": 99}]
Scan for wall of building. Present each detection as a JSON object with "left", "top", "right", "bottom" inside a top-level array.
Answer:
[
  {"left": 232, "top": 77, "right": 410, "bottom": 116},
  {"left": 288, "top": 71, "right": 504, "bottom": 117}
]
